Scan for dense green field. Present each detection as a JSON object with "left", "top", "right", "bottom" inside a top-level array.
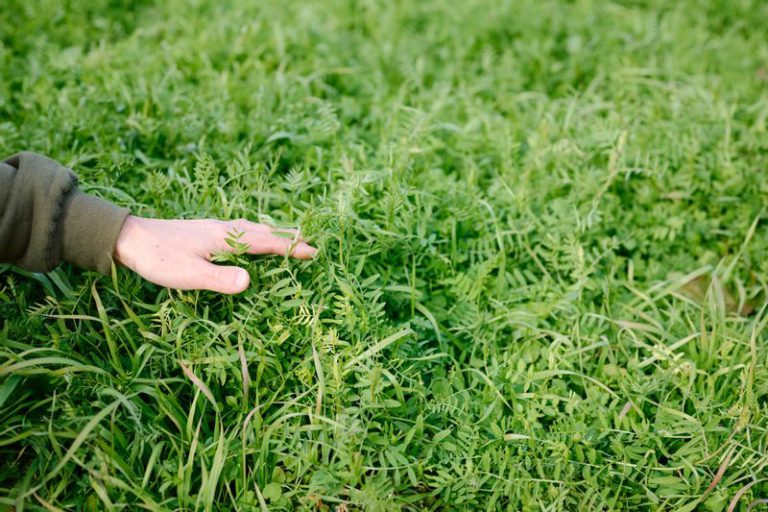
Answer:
[{"left": 2, "top": 0, "right": 768, "bottom": 510}]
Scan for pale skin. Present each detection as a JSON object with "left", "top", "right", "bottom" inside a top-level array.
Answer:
[{"left": 114, "top": 216, "right": 317, "bottom": 295}]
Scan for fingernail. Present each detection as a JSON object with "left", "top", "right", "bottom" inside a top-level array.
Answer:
[{"left": 235, "top": 269, "right": 250, "bottom": 290}]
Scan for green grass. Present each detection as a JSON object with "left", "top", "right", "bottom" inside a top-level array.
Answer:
[{"left": 2, "top": 0, "right": 768, "bottom": 510}]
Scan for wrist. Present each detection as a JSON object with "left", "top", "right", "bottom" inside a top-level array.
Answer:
[{"left": 114, "top": 215, "right": 141, "bottom": 269}]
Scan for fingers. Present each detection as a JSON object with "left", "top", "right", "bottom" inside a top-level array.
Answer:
[
  {"left": 192, "top": 259, "right": 251, "bottom": 294},
  {"left": 254, "top": 235, "right": 317, "bottom": 259},
  {"left": 224, "top": 220, "right": 318, "bottom": 259}
]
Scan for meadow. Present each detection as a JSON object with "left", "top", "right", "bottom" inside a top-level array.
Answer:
[{"left": 2, "top": 0, "right": 768, "bottom": 510}]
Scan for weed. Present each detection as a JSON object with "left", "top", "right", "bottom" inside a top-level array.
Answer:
[{"left": 2, "top": 0, "right": 768, "bottom": 510}]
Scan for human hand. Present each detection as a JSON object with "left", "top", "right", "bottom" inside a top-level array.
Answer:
[{"left": 113, "top": 216, "right": 317, "bottom": 294}]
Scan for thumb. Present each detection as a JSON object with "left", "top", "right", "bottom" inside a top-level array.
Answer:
[{"left": 194, "top": 260, "right": 251, "bottom": 294}]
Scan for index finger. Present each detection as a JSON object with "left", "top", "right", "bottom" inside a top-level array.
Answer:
[{"left": 229, "top": 220, "right": 318, "bottom": 260}]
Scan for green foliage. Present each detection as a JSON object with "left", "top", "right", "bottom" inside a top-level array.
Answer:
[{"left": 2, "top": 0, "right": 768, "bottom": 510}]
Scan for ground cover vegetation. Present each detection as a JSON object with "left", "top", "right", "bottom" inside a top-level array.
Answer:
[{"left": 2, "top": 0, "right": 768, "bottom": 510}]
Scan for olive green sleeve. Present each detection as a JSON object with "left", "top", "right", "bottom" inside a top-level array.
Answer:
[{"left": 0, "top": 152, "right": 130, "bottom": 274}]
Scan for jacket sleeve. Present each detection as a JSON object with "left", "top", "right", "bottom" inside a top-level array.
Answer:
[{"left": 0, "top": 152, "right": 130, "bottom": 275}]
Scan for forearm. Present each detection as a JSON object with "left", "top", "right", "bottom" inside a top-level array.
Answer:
[{"left": 0, "top": 152, "right": 129, "bottom": 274}]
